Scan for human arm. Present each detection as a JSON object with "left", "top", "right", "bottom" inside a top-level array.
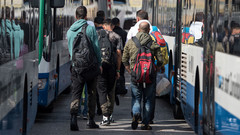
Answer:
[
  {"left": 116, "top": 49, "right": 121, "bottom": 79},
  {"left": 122, "top": 40, "right": 131, "bottom": 73}
]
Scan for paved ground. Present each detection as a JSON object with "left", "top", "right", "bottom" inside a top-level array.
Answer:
[{"left": 29, "top": 73, "right": 195, "bottom": 135}]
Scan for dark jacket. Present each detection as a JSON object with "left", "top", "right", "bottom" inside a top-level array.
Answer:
[{"left": 113, "top": 26, "right": 127, "bottom": 47}]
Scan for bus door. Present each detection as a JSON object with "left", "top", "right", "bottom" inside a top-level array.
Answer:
[{"left": 202, "top": 0, "right": 217, "bottom": 134}]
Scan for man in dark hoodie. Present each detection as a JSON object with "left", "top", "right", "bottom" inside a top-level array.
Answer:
[
  {"left": 122, "top": 22, "right": 162, "bottom": 130},
  {"left": 67, "top": 6, "right": 102, "bottom": 131},
  {"left": 112, "top": 17, "right": 128, "bottom": 96}
]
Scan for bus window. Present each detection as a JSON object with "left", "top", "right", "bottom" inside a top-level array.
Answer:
[
  {"left": 229, "top": 1, "right": 240, "bottom": 56},
  {"left": 4, "top": 6, "right": 13, "bottom": 61},
  {"left": 0, "top": 7, "right": 4, "bottom": 65},
  {"left": 158, "top": 0, "right": 177, "bottom": 36},
  {"left": 216, "top": 0, "right": 240, "bottom": 56},
  {"left": 182, "top": 0, "right": 205, "bottom": 46}
]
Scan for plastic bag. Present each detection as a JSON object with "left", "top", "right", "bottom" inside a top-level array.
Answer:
[{"left": 156, "top": 73, "right": 171, "bottom": 96}]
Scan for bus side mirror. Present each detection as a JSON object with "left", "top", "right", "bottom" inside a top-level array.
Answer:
[
  {"left": 51, "top": 0, "right": 65, "bottom": 8},
  {"left": 30, "top": 0, "right": 65, "bottom": 8}
]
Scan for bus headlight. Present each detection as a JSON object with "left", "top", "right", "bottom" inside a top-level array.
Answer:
[{"left": 38, "top": 79, "right": 47, "bottom": 89}]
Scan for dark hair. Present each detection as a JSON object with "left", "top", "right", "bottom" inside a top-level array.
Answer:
[
  {"left": 195, "top": 12, "right": 204, "bottom": 22},
  {"left": 94, "top": 16, "right": 104, "bottom": 24},
  {"left": 231, "top": 21, "right": 240, "bottom": 29},
  {"left": 136, "top": 9, "right": 148, "bottom": 20},
  {"left": 6, "top": 6, "right": 11, "bottom": 19},
  {"left": 112, "top": 17, "right": 120, "bottom": 26},
  {"left": 76, "top": 6, "right": 87, "bottom": 19},
  {"left": 224, "top": 20, "right": 228, "bottom": 29},
  {"left": 97, "top": 10, "right": 105, "bottom": 18},
  {"left": 103, "top": 18, "right": 112, "bottom": 26}
]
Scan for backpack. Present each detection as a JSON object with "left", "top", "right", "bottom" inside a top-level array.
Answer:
[
  {"left": 150, "top": 31, "right": 169, "bottom": 66},
  {"left": 182, "top": 32, "right": 195, "bottom": 44},
  {"left": 97, "top": 29, "right": 113, "bottom": 65},
  {"left": 131, "top": 36, "right": 156, "bottom": 86},
  {"left": 72, "top": 24, "right": 100, "bottom": 80}
]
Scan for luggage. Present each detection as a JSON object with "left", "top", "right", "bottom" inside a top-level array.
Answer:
[
  {"left": 72, "top": 24, "right": 100, "bottom": 80},
  {"left": 150, "top": 31, "right": 169, "bottom": 66},
  {"left": 156, "top": 73, "right": 171, "bottom": 96},
  {"left": 97, "top": 29, "right": 114, "bottom": 65},
  {"left": 131, "top": 36, "right": 156, "bottom": 87}
]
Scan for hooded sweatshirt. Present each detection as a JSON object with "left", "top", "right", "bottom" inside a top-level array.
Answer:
[
  {"left": 12, "top": 20, "right": 24, "bottom": 58},
  {"left": 6, "top": 19, "right": 14, "bottom": 59},
  {"left": 67, "top": 19, "right": 101, "bottom": 66},
  {"left": 122, "top": 32, "right": 162, "bottom": 70}
]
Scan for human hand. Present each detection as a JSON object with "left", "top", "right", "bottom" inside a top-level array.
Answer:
[
  {"left": 100, "top": 66, "right": 103, "bottom": 74},
  {"left": 116, "top": 72, "right": 120, "bottom": 80}
]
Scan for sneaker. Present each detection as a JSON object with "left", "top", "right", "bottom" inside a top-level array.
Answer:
[
  {"left": 87, "top": 120, "right": 99, "bottom": 129},
  {"left": 141, "top": 124, "right": 152, "bottom": 130},
  {"left": 97, "top": 109, "right": 102, "bottom": 115},
  {"left": 109, "top": 115, "right": 114, "bottom": 123},
  {"left": 131, "top": 114, "right": 140, "bottom": 130},
  {"left": 100, "top": 116, "right": 110, "bottom": 126}
]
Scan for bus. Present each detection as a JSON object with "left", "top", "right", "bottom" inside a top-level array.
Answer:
[
  {"left": 0, "top": 0, "right": 39, "bottom": 134},
  {"left": 37, "top": 0, "right": 100, "bottom": 111},
  {"left": 143, "top": 0, "right": 240, "bottom": 134}
]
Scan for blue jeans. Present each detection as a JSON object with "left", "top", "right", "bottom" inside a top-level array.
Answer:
[
  {"left": 79, "top": 84, "right": 88, "bottom": 116},
  {"left": 131, "top": 81, "right": 155, "bottom": 125}
]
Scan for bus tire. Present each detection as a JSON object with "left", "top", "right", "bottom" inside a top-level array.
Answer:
[
  {"left": 173, "top": 102, "right": 184, "bottom": 119},
  {"left": 22, "top": 74, "right": 28, "bottom": 134},
  {"left": 63, "top": 85, "right": 71, "bottom": 94},
  {"left": 194, "top": 67, "right": 200, "bottom": 133}
]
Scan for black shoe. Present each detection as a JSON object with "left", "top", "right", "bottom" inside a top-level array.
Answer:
[
  {"left": 70, "top": 115, "right": 79, "bottom": 131},
  {"left": 97, "top": 109, "right": 102, "bottom": 115},
  {"left": 131, "top": 114, "right": 140, "bottom": 130},
  {"left": 87, "top": 120, "right": 99, "bottom": 129},
  {"left": 149, "top": 120, "right": 154, "bottom": 124},
  {"left": 141, "top": 124, "right": 152, "bottom": 130},
  {"left": 115, "top": 95, "right": 119, "bottom": 106}
]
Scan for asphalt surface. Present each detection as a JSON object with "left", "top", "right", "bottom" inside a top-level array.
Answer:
[{"left": 29, "top": 73, "right": 195, "bottom": 135}]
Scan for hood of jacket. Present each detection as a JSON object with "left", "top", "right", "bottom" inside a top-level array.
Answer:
[
  {"left": 69, "top": 19, "right": 87, "bottom": 32},
  {"left": 12, "top": 21, "right": 21, "bottom": 31},
  {"left": 6, "top": 19, "right": 12, "bottom": 31},
  {"left": 135, "top": 32, "right": 152, "bottom": 46}
]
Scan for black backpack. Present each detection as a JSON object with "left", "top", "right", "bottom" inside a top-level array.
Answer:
[
  {"left": 72, "top": 24, "right": 100, "bottom": 80},
  {"left": 98, "top": 29, "right": 114, "bottom": 65},
  {"left": 131, "top": 36, "right": 156, "bottom": 87}
]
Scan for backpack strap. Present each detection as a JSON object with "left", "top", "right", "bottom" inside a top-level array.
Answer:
[
  {"left": 81, "top": 23, "right": 88, "bottom": 34},
  {"left": 132, "top": 36, "right": 141, "bottom": 48},
  {"left": 99, "top": 29, "right": 107, "bottom": 38}
]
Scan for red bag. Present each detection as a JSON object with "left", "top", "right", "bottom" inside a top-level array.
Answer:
[
  {"left": 131, "top": 37, "right": 156, "bottom": 86},
  {"left": 150, "top": 31, "right": 166, "bottom": 47}
]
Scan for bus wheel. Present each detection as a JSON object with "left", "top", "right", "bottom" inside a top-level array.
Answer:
[
  {"left": 63, "top": 85, "right": 71, "bottom": 94},
  {"left": 45, "top": 102, "right": 54, "bottom": 113},
  {"left": 173, "top": 102, "right": 184, "bottom": 119}
]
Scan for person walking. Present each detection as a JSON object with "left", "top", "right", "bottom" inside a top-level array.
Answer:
[
  {"left": 97, "top": 19, "right": 123, "bottom": 126},
  {"left": 67, "top": 6, "right": 102, "bottom": 131},
  {"left": 112, "top": 17, "right": 128, "bottom": 96},
  {"left": 126, "top": 9, "right": 152, "bottom": 41},
  {"left": 122, "top": 22, "right": 162, "bottom": 130}
]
